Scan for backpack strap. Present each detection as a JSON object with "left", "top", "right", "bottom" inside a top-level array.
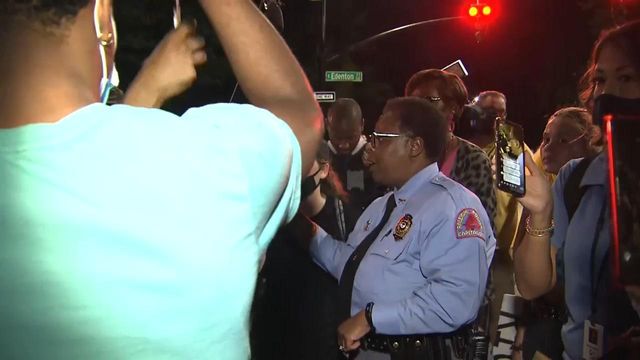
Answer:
[{"left": 563, "top": 157, "right": 595, "bottom": 222}]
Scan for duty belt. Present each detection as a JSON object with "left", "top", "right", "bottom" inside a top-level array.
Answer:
[{"left": 360, "top": 324, "right": 477, "bottom": 360}]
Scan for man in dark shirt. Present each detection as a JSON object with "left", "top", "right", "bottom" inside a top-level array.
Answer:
[{"left": 327, "top": 98, "right": 382, "bottom": 213}]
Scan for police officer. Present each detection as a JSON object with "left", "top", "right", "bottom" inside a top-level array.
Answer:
[{"left": 298, "top": 97, "right": 496, "bottom": 360}]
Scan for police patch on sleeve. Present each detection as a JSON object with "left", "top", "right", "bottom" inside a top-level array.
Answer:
[
  {"left": 455, "top": 208, "right": 485, "bottom": 241},
  {"left": 393, "top": 214, "right": 413, "bottom": 241}
]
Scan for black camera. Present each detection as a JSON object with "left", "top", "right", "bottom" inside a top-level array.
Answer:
[{"left": 456, "top": 104, "right": 500, "bottom": 138}]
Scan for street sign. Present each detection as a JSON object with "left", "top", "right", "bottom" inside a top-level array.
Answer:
[
  {"left": 325, "top": 71, "right": 363, "bottom": 82},
  {"left": 314, "top": 91, "right": 336, "bottom": 102}
]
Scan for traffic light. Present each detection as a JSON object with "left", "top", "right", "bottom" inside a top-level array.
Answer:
[
  {"left": 468, "top": 5, "right": 479, "bottom": 17},
  {"left": 464, "top": 1, "right": 499, "bottom": 43},
  {"left": 467, "top": 2, "right": 493, "bottom": 20}
]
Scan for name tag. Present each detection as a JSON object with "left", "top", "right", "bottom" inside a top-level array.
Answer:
[{"left": 582, "top": 320, "right": 604, "bottom": 360}]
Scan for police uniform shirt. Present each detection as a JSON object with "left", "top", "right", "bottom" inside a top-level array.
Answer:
[{"left": 310, "top": 163, "right": 496, "bottom": 334}]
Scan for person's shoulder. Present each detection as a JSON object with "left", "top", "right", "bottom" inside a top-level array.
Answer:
[
  {"left": 192, "top": 104, "right": 297, "bottom": 143},
  {"left": 458, "top": 137, "right": 491, "bottom": 161},
  {"left": 430, "top": 173, "right": 484, "bottom": 211},
  {"left": 181, "top": 103, "right": 281, "bottom": 125},
  {"left": 368, "top": 192, "right": 392, "bottom": 209},
  {"left": 555, "top": 157, "right": 586, "bottom": 188},
  {"left": 109, "top": 103, "right": 176, "bottom": 118}
]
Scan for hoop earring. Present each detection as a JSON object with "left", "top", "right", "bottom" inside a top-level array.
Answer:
[{"left": 98, "top": 32, "right": 114, "bottom": 47}]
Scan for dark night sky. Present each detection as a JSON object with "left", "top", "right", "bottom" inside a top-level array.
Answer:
[{"left": 114, "top": 0, "right": 623, "bottom": 148}]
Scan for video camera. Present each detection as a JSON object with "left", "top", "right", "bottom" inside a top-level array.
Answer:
[{"left": 456, "top": 104, "right": 501, "bottom": 138}]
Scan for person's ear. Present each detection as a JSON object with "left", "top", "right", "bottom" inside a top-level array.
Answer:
[
  {"left": 318, "top": 162, "right": 330, "bottom": 180},
  {"left": 448, "top": 114, "right": 456, "bottom": 133},
  {"left": 408, "top": 136, "right": 425, "bottom": 158}
]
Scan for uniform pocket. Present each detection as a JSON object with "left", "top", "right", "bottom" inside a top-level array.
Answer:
[{"left": 368, "top": 232, "right": 412, "bottom": 261}]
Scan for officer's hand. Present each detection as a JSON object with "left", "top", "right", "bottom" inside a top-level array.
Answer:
[
  {"left": 124, "top": 22, "right": 207, "bottom": 108},
  {"left": 337, "top": 310, "right": 370, "bottom": 352},
  {"left": 516, "top": 150, "right": 553, "bottom": 216}
]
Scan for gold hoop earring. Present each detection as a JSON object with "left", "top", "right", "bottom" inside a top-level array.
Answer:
[{"left": 98, "top": 32, "right": 114, "bottom": 47}]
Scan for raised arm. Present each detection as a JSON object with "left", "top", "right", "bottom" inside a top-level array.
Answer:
[
  {"left": 513, "top": 151, "right": 557, "bottom": 299},
  {"left": 198, "top": 0, "right": 323, "bottom": 174}
]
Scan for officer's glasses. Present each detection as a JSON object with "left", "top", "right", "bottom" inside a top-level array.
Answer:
[
  {"left": 369, "top": 132, "right": 410, "bottom": 148},
  {"left": 422, "top": 96, "right": 442, "bottom": 103}
]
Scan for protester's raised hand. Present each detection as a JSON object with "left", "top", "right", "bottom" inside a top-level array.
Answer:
[{"left": 124, "top": 22, "right": 207, "bottom": 108}]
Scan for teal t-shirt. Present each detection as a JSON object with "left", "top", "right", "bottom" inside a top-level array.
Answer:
[{"left": 0, "top": 103, "right": 301, "bottom": 359}]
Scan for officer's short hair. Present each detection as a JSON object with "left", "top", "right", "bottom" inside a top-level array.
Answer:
[{"left": 384, "top": 97, "right": 448, "bottom": 162}]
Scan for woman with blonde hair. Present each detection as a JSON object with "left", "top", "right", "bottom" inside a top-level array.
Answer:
[
  {"left": 535, "top": 107, "right": 602, "bottom": 178},
  {"left": 514, "top": 106, "right": 602, "bottom": 360}
]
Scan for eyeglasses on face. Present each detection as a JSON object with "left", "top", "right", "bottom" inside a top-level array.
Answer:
[
  {"left": 423, "top": 96, "right": 442, "bottom": 103},
  {"left": 541, "top": 132, "right": 588, "bottom": 147},
  {"left": 368, "top": 131, "right": 409, "bottom": 148}
]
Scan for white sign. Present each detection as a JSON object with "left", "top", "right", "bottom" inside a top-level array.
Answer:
[
  {"left": 314, "top": 91, "right": 336, "bottom": 102},
  {"left": 442, "top": 59, "right": 469, "bottom": 77}
]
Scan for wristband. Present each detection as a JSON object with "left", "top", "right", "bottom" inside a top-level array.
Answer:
[{"left": 365, "top": 302, "right": 375, "bottom": 333}]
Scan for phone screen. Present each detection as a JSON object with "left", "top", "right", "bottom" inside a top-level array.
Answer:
[{"left": 496, "top": 120, "right": 526, "bottom": 197}]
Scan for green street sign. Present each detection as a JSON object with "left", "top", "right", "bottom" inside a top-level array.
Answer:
[{"left": 325, "top": 71, "right": 363, "bottom": 82}]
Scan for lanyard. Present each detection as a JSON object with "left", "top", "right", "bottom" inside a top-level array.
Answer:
[
  {"left": 564, "top": 196, "right": 607, "bottom": 322},
  {"left": 335, "top": 198, "right": 346, "bottom": 241},
  {"left": 589, "top": 202, "right": 608, "bottom": 316}
]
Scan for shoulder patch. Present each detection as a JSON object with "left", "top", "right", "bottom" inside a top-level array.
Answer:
[
  {"left": 393, "top": 214, "right": 413, "bottom": 241},
  {"left": 455, "top": 208, "right": 485, "bottom": 241}
]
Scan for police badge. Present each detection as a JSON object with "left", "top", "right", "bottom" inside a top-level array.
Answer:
[{"left": 393, "top": 214, "right": 413, "bottom": 241}]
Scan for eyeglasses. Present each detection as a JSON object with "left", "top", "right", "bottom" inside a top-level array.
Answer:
[
  {"left": 368, "top": 131, "right": 409, "bottom": 148},
  {"left": 541, "top": 132, "right": 588, "bottom": 147}
]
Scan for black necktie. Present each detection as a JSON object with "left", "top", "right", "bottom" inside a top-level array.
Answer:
[{"left": 338, "top": 194, "right": 397, "bottom": 321}]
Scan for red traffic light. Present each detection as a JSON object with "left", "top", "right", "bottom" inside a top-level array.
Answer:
[{"left": 467, "top": 2, "right": 496, "bottom": 20}]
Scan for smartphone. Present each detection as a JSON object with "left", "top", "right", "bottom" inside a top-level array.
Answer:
[
  {"left": 598, "top": 95, "right": 640, "bottom": 286},
  {"left": 495, "top": 120, "right": 526, "bottom": 197}
]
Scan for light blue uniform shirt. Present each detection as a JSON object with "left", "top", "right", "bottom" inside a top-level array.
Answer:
[
  {"left": 310, "top": 163, "right": 496, "bottom": 334},
  {"left": 551, "top": 153, "right": 610, "bottom": 360},
  {"left": 0, "top": 103, "right": 301, "bottom": 360}
]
